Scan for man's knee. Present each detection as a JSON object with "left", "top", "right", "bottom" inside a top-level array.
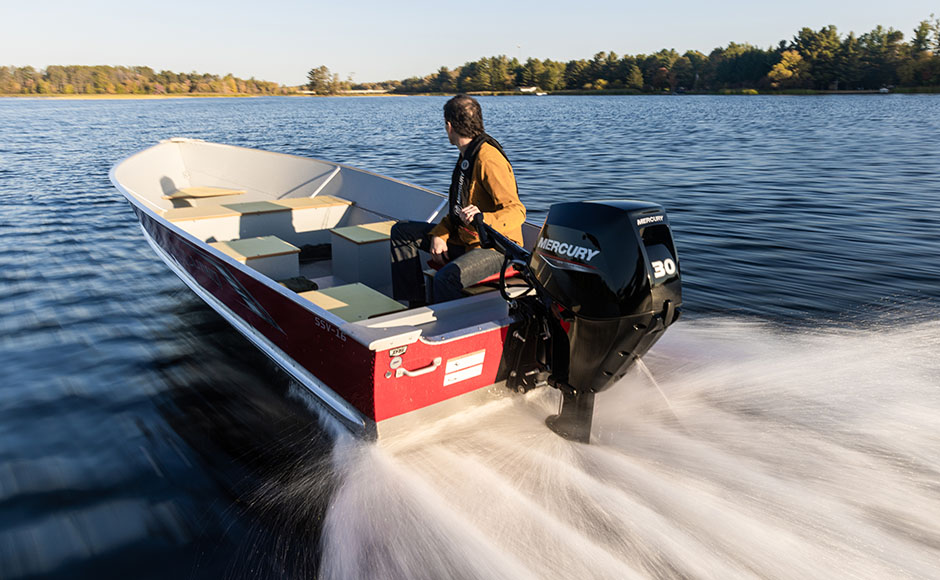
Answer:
[
  {"left": 390, "top": 221, "right": 410, "bottom": 244},
  {"left": 391, "top": 221, "right": 433, "bottom": 249}
]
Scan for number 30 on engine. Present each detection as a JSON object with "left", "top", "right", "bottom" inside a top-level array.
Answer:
[{"left": 651, "top": 259, "right": 677, "bottom": 279}]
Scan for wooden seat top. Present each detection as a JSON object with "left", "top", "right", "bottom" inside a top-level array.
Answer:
[
  {"left": 221, "top": 201, "right": 291, "bottom": 215},
  {"left": 164, "top": 195, "right": 353, "bottom": 221},
  {"left": 273, "top": 195, "right": 352, "bottom": 209},
  {"left": 162, "top": 186, "right": 246, "bottom": 200},
  {"left": 299, "top": 282, "right": 406, "bottom": 322},
  {"left": 209, "top": 236, "right": 299, "bottom": 261},
  {"left": 163, "top": 205, "right": 241, "bottom": 222},
  {"left": 330, "top": 220, "right": 396, "bottom": 244}
]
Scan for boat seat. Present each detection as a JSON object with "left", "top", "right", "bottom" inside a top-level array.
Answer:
[
  {"left": 268, "top": 195, "right": 355, "bottom": 245},
  {"left": 162, "top": 186, "right": 246, "bottom": 200},
  {"left": 221, "top": 194, "right": 353, "bottom": 214},
  {"left": 329, "top": 221, "right": 396, "bottom": 293},
  {"left": 299, "top": 282, "right": 406, "bottom": 322},
  {"left": 209, "top": 235, "right": 300, "bottom": 280},
  {"left": 222, "top": 200, "right": 292, "bottom": 215},
  {"left": 163, "top": 205, "right": 241, "bottom": 222},
  {"left": 329, "top": 221, "right": 395, "bottom": 244},
  {"left": 162, "top": 195, "right": 354, "bottom": 245},
  {"left": 272, "top": 195, "right": 352, "bottom": 210},
  {"left": 163, "top": 194, "right": 351, "bottom": 220}
]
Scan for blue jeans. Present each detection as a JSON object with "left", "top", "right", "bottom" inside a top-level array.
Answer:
[{"left": 390, "top": 221, "right": 505, "bottom": 304}]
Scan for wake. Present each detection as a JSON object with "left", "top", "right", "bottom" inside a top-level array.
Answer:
[{"left": 320, "top": 318, "right": 940, "bottom": 579}]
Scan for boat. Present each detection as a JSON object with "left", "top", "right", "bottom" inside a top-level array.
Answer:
[{"left": 111, "top": 138, "right": 682, "bottom": 442}]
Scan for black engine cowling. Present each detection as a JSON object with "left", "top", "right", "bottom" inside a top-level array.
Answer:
[
  {"left": 479, "top": 200, "right": 681, "bottom": 443},
  {"left": 530, "top": 200, "right": 681, "bottom": 395}
]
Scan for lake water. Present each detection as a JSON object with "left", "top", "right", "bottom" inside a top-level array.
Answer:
[{"left": 1, "top": 95, "right": 939, "bottom": 579}]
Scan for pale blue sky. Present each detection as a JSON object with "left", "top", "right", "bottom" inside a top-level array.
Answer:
[{"left": 2, "top": 0, "right": 936, "bottom": 85}]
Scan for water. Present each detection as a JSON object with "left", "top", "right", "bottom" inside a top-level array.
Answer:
[
  {"left": 320, "top": 319, "right": 940, "bottom": 579},
  {"left": 1, "top": 95, "right": 939, "bottom": 578}
]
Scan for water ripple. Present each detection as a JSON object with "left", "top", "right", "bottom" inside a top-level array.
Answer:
[{"left": 1, "top": 94, "right": 939, "bottom": 578}]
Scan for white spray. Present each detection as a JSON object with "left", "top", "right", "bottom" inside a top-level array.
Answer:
[{"left": 319, "top": 317, "right": 940, "bottom": 579}]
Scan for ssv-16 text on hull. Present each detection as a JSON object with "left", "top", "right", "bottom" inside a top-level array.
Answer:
[{"left": 111, "top": 139, "right": 681, "bottom": 443}]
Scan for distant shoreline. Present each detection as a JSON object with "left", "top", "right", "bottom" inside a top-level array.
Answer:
[
  {"left": 3, "top": 88, "right": 939, "bottom": 100},
  {"left": 0, "top": 93, "right": 262, "bottom": 100}
]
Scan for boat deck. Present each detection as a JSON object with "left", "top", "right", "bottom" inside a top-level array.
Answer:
[{"left": 112, "top": 139, "right": 539, "bottom": 353}]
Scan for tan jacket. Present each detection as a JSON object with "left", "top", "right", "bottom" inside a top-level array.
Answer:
[{"left": 429, "top": 142, "right": 526, "bottom": 247}]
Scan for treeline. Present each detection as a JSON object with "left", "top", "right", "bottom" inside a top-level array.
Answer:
[
  {"left": 317, "top": 17, "right": 940, "bottom": 94},
  {"left": 0, "top": 65, "right": 289, "bottom": 95}
]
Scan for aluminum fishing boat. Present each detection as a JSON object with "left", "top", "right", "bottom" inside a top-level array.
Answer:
[{"left": 111, "top": 139, "right": 682, "bottom": 442}]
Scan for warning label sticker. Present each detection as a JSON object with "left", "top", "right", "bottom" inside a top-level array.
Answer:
[{"left": 444, "top": 350, "right": 485, "bottom": 386}]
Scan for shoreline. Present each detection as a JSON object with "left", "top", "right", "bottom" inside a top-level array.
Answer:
[
  {"left": 3, "top": 88, "right": 939, "bottom": 100},
  {"left": 0, "top": 93, "right": 269, "bottom": 100}
]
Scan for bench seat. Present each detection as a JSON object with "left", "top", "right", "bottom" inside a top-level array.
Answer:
[
  {"left": 163, "top": 194, "right": 354, "bottom": 245},
  {"left": 163, "top": 205, "right": 241, "bottom": 222},
  {"left": 329, "top": 220, "right": 396, "bottom": 293},
  {"left": 210, "top": 235, "right": 300, "bottom": 280},
  {"left": 299, "top": 282, "right": 406, "bottom": 322},
  {"left": 330, "top": 221, "right": 395, "bottom": 244},
  {"left": 162, "top": 186, "right": 246, "bottom": 200},
  {"left": 273, "top": 195, "right": 352, "bottom": 210}
]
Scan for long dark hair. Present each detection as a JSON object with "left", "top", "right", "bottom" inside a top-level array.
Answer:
[{"left": 443, "top": 94, "right": 485, "bottom": 139}]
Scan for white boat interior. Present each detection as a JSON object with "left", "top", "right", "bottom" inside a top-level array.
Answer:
[{"left": 112, "top": 139, "right": 539, "bottom": 351}]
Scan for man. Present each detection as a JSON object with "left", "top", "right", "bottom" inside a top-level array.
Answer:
[{"left": 391, "top": 94, "right": 526, "bottom": 306}]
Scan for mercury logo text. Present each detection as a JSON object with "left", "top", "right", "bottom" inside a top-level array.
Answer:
[
  {"left": 537, "top": 237, "right": 601, "bottom": 261},
  {"left": 636, "top": 215, "right": 664, "bottom": 226}
]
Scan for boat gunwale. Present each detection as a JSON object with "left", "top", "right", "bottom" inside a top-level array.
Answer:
[
  {"left": 109, "top": 151, "right": 355, "bottom": 334},
  {"left": 109, "top": 140, "right": 527, "bottom": 351}
]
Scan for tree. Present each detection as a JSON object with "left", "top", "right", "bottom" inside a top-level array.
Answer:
[
  {"left": 456, "top": 61, "right": 476, "bottom": 91},
  {"left": 329, "top": 72, "right": 347, "bottom": 94},
  {"left": 793, "top": 25, "right": 842, "bottom": 89},
  {"left": 859, "top": 25, "right": 905, "bottom": 88},
  {"left": 912, "top": 20, "right": 932, "bottom": 53},
  {"left": 398, "top": 76, "right": 430, "bottom": 93},
  {"left": 624, "top": 63, "right": 644, "bottom": 90},
  {"left": 488, "top": 55, "right": 514, "bottom": 91},
  {"left": 682, "top": 50, "right": 708, "bottom": 90},
  {"left": 767, "top": 50, "right": 808, "bottom": 88},
  {"left": 588, "top": 51, "right": 608, "bottom": 83},
  {"left": 454, "top": 58, "right": 493, "bottom": 92},
  {"left": 931, "top": 13, "right": 940, "bottom": 52},
  {"left": 538, "top": 60, "right": 566, "bottom": 91},
  {"left": 432, "top": 66, "right": 456, "bottom": 93},
  {"left": 223, "top": 74, "right": 238, "bottom": 94},
  {"left": 14, "top": 66, "right": 38, "bottom": 93},
  {"left": 604, "top": 51, "right": 620, "bottom": 82},
  {"left": 650, "top": 66, "right": 670, "bottom": 90},
  {"left": 306, "top": 66, "right": 332, "bottom": 93},
  {"left": 0, "top": 67, "right": 13, "bottom": 93},
  {"left": 640, "top": 49, "right": 679, "bottom": 88},
  {"left": 671, "top": 56, "right": 694, "bottom": 91},
  {"left": 521, "top": 58, "right": 544, "bottom": 87},
  {"left": 45, "top": 65, "right": 68, "bottom": 92},
  {"left": 838, "top": 32, "right": 864, "bottom": 89},
  {"left": 564, "top": 60, "right": 590, "bottom": 90},
  {"left": 709, "top": 43, "right": 775, "bottom": 88},
  {"left": 470, "top": 58, "right": 493, "bottom": 91}
]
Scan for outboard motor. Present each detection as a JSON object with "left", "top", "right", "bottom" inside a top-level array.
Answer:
[{"left": 477, "top": 200, "right": 681, "bottom": 443}]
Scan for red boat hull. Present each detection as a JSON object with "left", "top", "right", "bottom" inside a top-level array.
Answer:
[{"left": 138, "top": 208, "right": 514, "bottom": 433}]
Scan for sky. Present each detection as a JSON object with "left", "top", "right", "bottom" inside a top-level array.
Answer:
[{"left": 2, "top": 0, "right": 937, "bottom": 86}]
